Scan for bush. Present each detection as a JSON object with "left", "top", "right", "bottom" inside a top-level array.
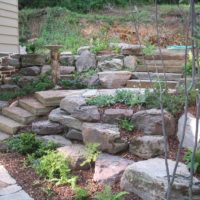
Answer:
[
  {"left": 35, "top": 151, "right": 77, "bottom": 185},
  {"left": 119, "top": 118, "right": 135, "bottom": 132},
  {"left": 74, "top": 187, "right": 89, "bottom": 200}
]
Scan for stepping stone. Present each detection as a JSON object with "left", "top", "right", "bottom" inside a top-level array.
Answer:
[
  {"left": 82, "top": 123, "right": 128, "bottom": 154},
  {"left": 0, "top": 115, "right": 23, "bottom": 134},
  {"left": 135, "top": 65, "right": 183, "bottom": 73},
  {"left": 2, "top": 107, "right": 35, "bottom": 125},
  {"left": 132, "top": 72, "right": 182, "bottom": 81},
  {"left": 19, "top": 98, "right": 52, "bottom": 116},
  {"left": 35, "top": 90, "right": 73, "bottom": 106},
  {"left": 0, "top": 131, "right": 10, "bottom": 141},
  {"left": 126, "top": 80, "right": 178, "bottom": 89},
  {"left": 93, "top": 154, "right": 133, "bottom": 185}
]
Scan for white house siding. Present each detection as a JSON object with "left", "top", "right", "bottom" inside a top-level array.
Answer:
[{"left": 0, "top": 0, "right": 19, "bottom": 54}]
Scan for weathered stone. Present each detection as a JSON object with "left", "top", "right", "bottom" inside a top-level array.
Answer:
[
  {"left": 65, "top": 128, "right": 83, "bottom": 141},
  {"left": 21, "top": 54, "right": 45, "bottom": 67},
  {"left": 20, "top": 66, "right": 41, "bottom": 76},
  {"left": 49, "top": 108, "right": 82, "bottom": 130},
  {"left": 32, "top": 120, "right": 64, "bottom": 135},
  {"left": 98, "top": 59, "right": 123, "bottom": 71},
  {"left": 129, "top": 136, "right": 165, "bottom": 159},
  {"left": 41, "top": 65, "right": 51, "bottom": 75},
  {"left": 82, "top": 123, "right": 128, "bottom": 154},
  {"left": 0, "top": 84, "right": 19, "bottom": 92},
  {"left": 60, "top": 55, "right": 74, "bottom": 66},
  {"left": 60, "top": 66, "right": 75, "bottom": 75},
  {"left": 120, "top": 158, "right": 200, "bottom": 200},
  {"left": 102, "top": 109, "right": 133, "bottom": 124},
  {"left": 93, "top": 154, "right": 133, "bottom": 185},
  {"left": 177, "top": 113, "right": 200, "bottom": 148},
  {"left": 79, "top": 74, "right": 99, "bottom": 87},
  {"left": 96, "top": 54, "right": 124, "bottom": 62},
  {"left": 77, "top": 46, "right": 91, "bottom": 55},
  {"left": 17, "top": 76, "right": 38, "bottom": 87},
  {"left": 60, "top": 95, "right": 86, "bottom": 114},
  {"left": 57, "top": 144, "right": 89, "bottom": 170},
  {"left": 39, "top": 135, "right": 72, "bottom": 147},
  {"left": 76, "top": 50, "right": 96, "bottom": 72},
  {"left": 0, "top": 131, "right": 10, "bottom": 142},
  {"left": 0, "top": 101, "right": 8, "bottom": 113},
  {"left": 98, "top": 71, "right": 132, "bottom": 89},
  {"left": 132, "top": 109, "right": 176, "bottom": 136},
  {"left": 1, "top": 57, "right": 20, "bottom": 68},
  {"left": 124, "top": 56, "right": 137, "bottom": 71},
  {"left": 72, "top": 106, "right": 100, "bottom": 122}
]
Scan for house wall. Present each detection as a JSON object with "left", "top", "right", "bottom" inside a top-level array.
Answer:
[{"left": 0, "top": 0, "right": 19, "bottom": 54}]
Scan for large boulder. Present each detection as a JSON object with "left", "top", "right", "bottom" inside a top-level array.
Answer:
[
  {"left": 177, "top": 112, "right": 200, "bottom": 148},
  {"left": 49, "top": 108, "right": 82, "bottom": 130},
  {"left": 21, "top": 54, "right": 45, "bottom": 67},
  {"left": 71, "top": 106, "right": 100, "bottom": 122},
  {"left": 120, "top": 158, "right": 200, "bottom": 200},
  {"left": 132, "top": 109, "right": 176, "bottom": 136},
  {"left": 129, "top": 135, "right": 165, "bottom": 159},
  {"left": 60, "top": 95, "right": 86, "bottom": 114},
  {"left": 32, "top": 120, "right": 64, "bottom": 135},
  {"left": 17, "top": 76, "right": 38, "bottom": 87},
  {"left": 75, "top": 50, "right": 96, "bottom": 72},
  {"left": 124, "top": 56, "right": 137, "bottom": 71},
  {"left": 59, "top": 55, "right": 74, "bottom": 66},
  {"left": 65, "top": 128, "right": 83, "bottom": 141},
  {"left": 102, "top": 108, "right": 133, "bottom": 124},
  {"left": 93, "top": 153, "right": 133, "bottom": 185},
  {"left": 98, "top": 59, "right": 123, "bottom": 71},
  {"left": 60, "top": 66, "right": 75, "bottom": 75},
  {"left": 20, "top": 66, "right": 41, "bottom": 76},
  {"left": 82, "top": 123, "right": 128, "bottom": 154},
  {"left": 57, "top": 144, "right": 89, "bottom": 170},
  {"left": 98, "top": 71, "right": 132, "bottom": 88}
]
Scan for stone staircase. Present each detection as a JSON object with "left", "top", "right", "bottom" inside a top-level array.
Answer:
[
  {"left": 0, "top": 90, "right": 69, "bottom": 135},
  {"left": 126, "top": 50, "right": 185, "bottom": 89}
]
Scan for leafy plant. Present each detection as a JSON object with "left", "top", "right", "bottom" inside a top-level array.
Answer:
[
  {"left": 81, "top": 143, "right": 100, "bottom": 167},
  {"left": 119, "top": 118, "right": 135, "bottom": 132},
  {"left": 94, "top": 186, "right": 128, "bottom": 200},
  {"left": 91, "top": 38, "right": 108, "bottom": 54},
  {"left": 35, "top": 151, "right": 77, "bottom": 185},
  {"left": 74, "top": 187, "right": 89, "bottom": 200},
  {"left": 142, "top": 41, "right": 156, "bottom": 56},
  {"left": 59, "top": 79, "right": 87, "bottom": 89},
  {"left": 86, "top": 95, "right": 116, "bottom": 107},
  {"left": 183, "top": 148, "right": 200, "bottom": 173}
]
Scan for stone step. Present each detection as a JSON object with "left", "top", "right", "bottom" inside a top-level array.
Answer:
[
  {"left": 19, "top": 98, "right": 52, "bottom": 116},
  {"left": 35, "top": 90, "right": 71, "bottom": 106},
  {"left": 138, "top": 59, "right": 184, "bottom": 66},
  {"left": 132, "top": 72, "right": 183, "bottom": 81},
  {"left": 0, "top": 131, "right": 10, "bottom": 141},
  {"left": 0, "top": 115, "right": 23, "bottom": 134},
  {"left": 135, "top": 65, "right": 183, "bottom": 73},
  {"left": 126, "top": 80, "right": 178, "bottom": 89},
  {"left": 2, "top": 106, "right": 36, "bottom": 125}
]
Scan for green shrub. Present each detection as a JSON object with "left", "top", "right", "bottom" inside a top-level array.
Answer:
[
  {"left": 81, "top": 143, "right": 100, "bottom": 167},
  {"left": 86, "top": 95, "right": 116, "bottom": 107},
  {"left": 94, "top": 186, "right": 128, "bottom": 200},
  {"left": 119, "top": 118, "right": 135, "bottom": 132},
  {"left": 74, "top": 187, "right": 89, "bottom": 200},
  {"left": 184, "top": 148, "right": 200, "bottom": 173},
  {"left": 59, "top": 79, "right": 87, "bottom": 89},
  {"left": 35, "top": 151, "right": 77, "bottom": 185}
]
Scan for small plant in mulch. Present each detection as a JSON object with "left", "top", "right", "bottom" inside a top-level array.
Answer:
[
  {"left": 94, "top": 186, "right": 128, "bottom": 200},
  {"left": 184, "top": 148, "right": 200, "bottom": 173},
  {"left": 119, "top": 118, "right": 135, "bottom": 132},
  {"left": 74, "top": 187, "right": 89, "bottom": 200}
]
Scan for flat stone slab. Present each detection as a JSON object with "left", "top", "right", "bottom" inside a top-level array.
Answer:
[
  {"left": 0, "top": 132, "right": 10, "bottom": 141},
  {"left": 0, "top": 165, "right": 33, "bottom": 200},
  {"left": 93, "top": 154, "right": 133, "bottom": 185}
]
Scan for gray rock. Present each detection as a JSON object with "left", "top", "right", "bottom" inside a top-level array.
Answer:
[
  {"left": 0, "top": 131, "right": 10, "bottom": 142},
  {"left": 65, "top": 129, "right": 83, "bottom": 141},
  {"left": 32, "top": 120, "right": 64, "bottom": 135},
  {"left": 102, "top": 108, "right": 133, "bottom": 124},
  {"left": 39, "top": 135, "right": 72, "bottom": 146},
  {"left": 93, "top": 153, "right": 133, "bottom": 185},
  {"left": 177, "top": 113, "right": 200, "bottom": 148},
  {"left": 60, "top": 55, "right": 74, "bottom": 66},
  {"left": 77, "top": 46, "right": 91, "bottom": 55},
  {"left": 49, "top": 108, "right": 82, "bottom": 130},
  {"left": 98, "top": 71, "right": 132, "bottom": 89},
  {"left": 41, "top": 65, "right": 51, "bottom": 75},
  {"left": 1, "top": 57, "right": 20, "bottom": 68},
  {"left": 17, "top": 76, "right": 38, "bottom": 87},
  {"left": 0, "top": 84, "right": 19, "bottom": 92},
  {"left": 72, "top": 106, "right": 100, "bottom": 122},
  {"left": 20, "top": 66, "right": 41, "bottom": 76},
  {"left": 98, "top": 59, "right": 123, "bottom": 71},
  {"left": 82, "top": 123, "right": 128, "bottom": 154},
  {"left": 60, "top": 66, "right": 75, "bottom": 75},
  {"left": 60, "top": 95, "right": 86, "bottom": 114},
  {"left": 120, "top": 158, "right": 200, "bottom": 200},
  {"left": 129, "top": 135, "right": 165, "bottom": 159},
  {"left": 0, "top": 101, "right": 8, "bottom": 113},
  {"left": 57, "top": 144, "right": 89, "bottom": 170},
  {"left": 96, "top": 54, "right": 124, "bottom": 62},
  {"left": 21, "top": 54, "right": 45, "bottom": 67},
  {"left": 132, "top": 109, "right": 176, "bottom": 136},
  {"left": 76, "top": 50, "right": 96, "bottom": 72},
  {"left": 124, "top": 56, "right": 137, "bottom": 71}
]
